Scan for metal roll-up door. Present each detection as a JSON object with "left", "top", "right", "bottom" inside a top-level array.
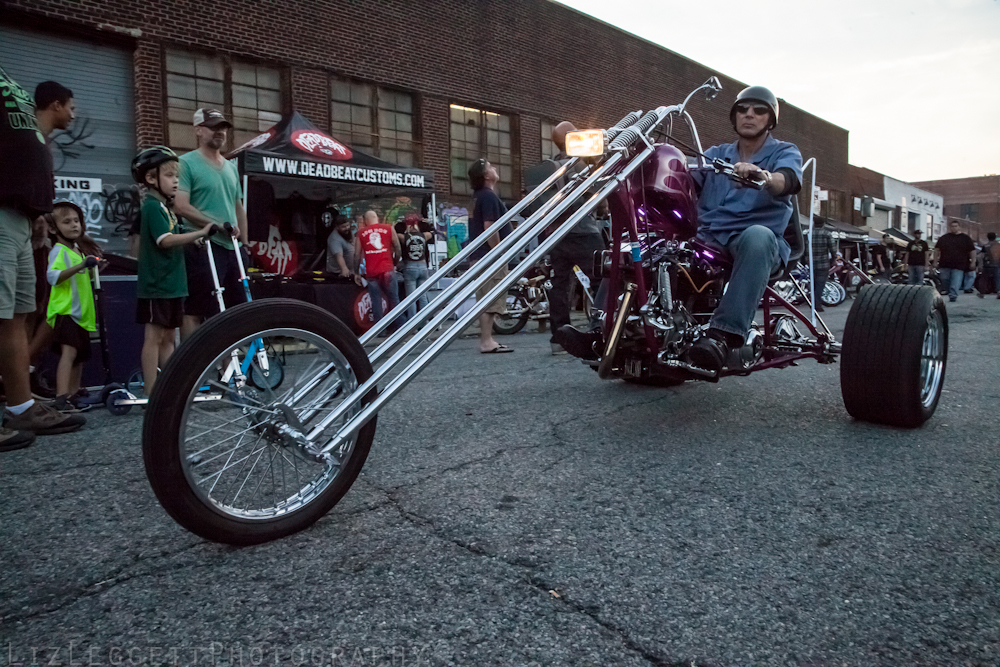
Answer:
[{"left": 1, "top": 25, "right": 136, "bottom": 255}]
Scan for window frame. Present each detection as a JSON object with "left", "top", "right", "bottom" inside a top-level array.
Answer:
[
  {"left": 448, "top": 103, "right": 518, "bottom": 199},
  {"left": 329, "top": 76, "right": 421, "bottom": 168},
  {"left": 163, "top": 48, "right": 288, "bottom": 153}
]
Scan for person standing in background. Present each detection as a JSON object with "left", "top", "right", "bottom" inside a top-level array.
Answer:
[
  {"left": 0, "top": 67, "right": 84, "bottom": 451},
  {"left": 354, "top": 210, "right": 402, "bottom": 328},
  {"left": 810, "top": 216, "right": 836, "bottom": 312},
  {"left": 903, "top": 229, "right": 929, "bottom": 285},
  {"left": 398, "top": 212, "right": 433, "bottom": 320},
  {"left": 173, "top": 109, "right": 246, "bottom": 339}
]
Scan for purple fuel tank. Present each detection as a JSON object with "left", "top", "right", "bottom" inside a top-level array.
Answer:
[{"left": 630, "top": 144, "right": 699, "bottom": 240}]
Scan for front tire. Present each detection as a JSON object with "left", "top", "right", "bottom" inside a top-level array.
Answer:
[
  {"left": 840, "top": 284, "right": 947, "bottom": 428},
  {"left": 143, "top": 299, "right": 376, "bottom": 545}
]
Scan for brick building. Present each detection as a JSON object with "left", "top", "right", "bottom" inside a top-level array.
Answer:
[
  {"left": 912, "top": 176, "right": 1000, "bottom": 243},
  {"left": 2, "top": 0, "right": 849, "bottom": 256}
]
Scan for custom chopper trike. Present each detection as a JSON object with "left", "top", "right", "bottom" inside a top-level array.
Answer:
[{"left": 143, "top": 78, "right": 947, "bottom": 545}]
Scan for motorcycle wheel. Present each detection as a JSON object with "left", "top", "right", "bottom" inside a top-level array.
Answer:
[
  {"left": 822, "top": 281, "right": 847, "bottom": 307},
  {"left": 840, "top": 284, "right": 947, "bottom": 428},
  {"left": 143, "top": 300, "right": 376, "bottom": 545},
  {"left": 492, "top": 289, "right": 531, "bottom": 335}
]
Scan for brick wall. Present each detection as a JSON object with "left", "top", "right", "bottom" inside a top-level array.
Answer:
[
  {"left": 4, "top": 0, "right": 850, "bottom": 197},
  {"left": 913, "top": 176, "right": 1000, "bottom": 226},
  {"left": 133, "top": 39, "right": 164, "bottom": 147}
]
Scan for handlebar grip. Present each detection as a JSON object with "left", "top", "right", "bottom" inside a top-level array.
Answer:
[
  {"left": 85, "top": 256, "right": 98, "bottom": 268},
  {"left": 223, "top": 222, "right": 234, "bottom": 235},
  {"left": 206, "top": 224, "right": 220, "bottom": 237}
]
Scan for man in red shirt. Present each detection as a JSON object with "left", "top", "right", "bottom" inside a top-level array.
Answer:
[{"left": 354, "top": 210, "right": 402, "bottom": 327}]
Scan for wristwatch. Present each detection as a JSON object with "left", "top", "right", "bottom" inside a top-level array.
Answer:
[{"left": 761, "top": 170, "right": 773, "bottom": 188}]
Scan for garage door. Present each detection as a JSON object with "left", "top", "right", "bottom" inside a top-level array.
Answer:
[{"left": 0, "top": 25, "right": 136, "bottom": 255}]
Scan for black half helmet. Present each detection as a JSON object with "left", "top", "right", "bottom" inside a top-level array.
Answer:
[
  {"left": 730, "top": 85, "right": 779, "bottom": 131},
  {"left": 131, "top": 145, "right": 178, "bottom": 184}
]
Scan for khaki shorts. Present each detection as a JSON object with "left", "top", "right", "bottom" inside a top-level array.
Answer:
[
  {"left": 475, "top": 264, "right": 509, "bottom": 315},
  {"left": 0, "top": 207, "right": 37, "bottom": 320}
]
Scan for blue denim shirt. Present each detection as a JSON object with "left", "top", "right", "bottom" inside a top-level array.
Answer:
[{"left": 694, "top": 135, "right": 803, "bottom": 264}]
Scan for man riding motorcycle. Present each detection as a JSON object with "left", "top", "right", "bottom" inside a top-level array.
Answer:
[{"left": 561, "top": 85, "right": 803, "bottom": 370}]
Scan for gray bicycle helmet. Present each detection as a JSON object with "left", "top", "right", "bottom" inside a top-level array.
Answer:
[
  {"left": 131, "top": 145, "right": 178, "bottom": 184},
  {"left": 730, "top": 86, "right": 779, "bottom": 131}
]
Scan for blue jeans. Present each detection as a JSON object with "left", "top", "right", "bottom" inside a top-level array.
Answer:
[
  {"left": 701, "top": 225, "right": 782, "bottom": 341},
  {"left": 907, "top": 265, "right": 925, "bottom": 285},
  {"left": 938, "top": 267, "right": 964, "bottom": 300},
  {"left": 367, "top": 270, "right": 402, "bottom": 325},
  {"left": 401, "top": 262, "right": 429, "bottom": 319},
  {"left": 963, "top": 270, "right": 976, "bottom": 291}
]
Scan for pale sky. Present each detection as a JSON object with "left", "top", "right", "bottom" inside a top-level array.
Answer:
[{"left": 555, "top": 0, "right": 1000, "bottom": 183}]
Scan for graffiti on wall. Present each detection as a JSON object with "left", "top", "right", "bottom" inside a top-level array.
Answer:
[
  {"left": 50, "top": 115, "right": 96, "bottom": 172},
  {"left": 53, "top": 180, "right": 138, "bottom": 253}
]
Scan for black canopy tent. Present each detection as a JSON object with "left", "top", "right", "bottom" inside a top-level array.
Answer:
[
  {"left": 227, "top": 112, "right": 436, "bottom": 334},
  {"left": 230, "top": 110, "right": 434, "bottom": 202}
]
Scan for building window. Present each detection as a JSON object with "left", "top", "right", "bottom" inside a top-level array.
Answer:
[
  {"left": 449, "top": 104, "right": 514, "bottom": 199},
  {"left": 960, "top": 203, "right": 979, "bottom": 221},
  {"left": 540, "top": 119, "right": 555, "bottom": 159},
  {"left": 165, "top": 50, "right": 283, "bottom": 152},
  {"left": 330, "top": 78, "right": 417, "bottom": 167}
]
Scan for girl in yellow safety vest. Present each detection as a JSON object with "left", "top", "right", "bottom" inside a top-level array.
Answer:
[{"left": 45, "top": 201, "right": 105, "bottom": 411}]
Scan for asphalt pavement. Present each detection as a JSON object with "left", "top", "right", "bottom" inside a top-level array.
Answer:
[{"left": 2, "top": 292, "right": 999, "bottom": 666}]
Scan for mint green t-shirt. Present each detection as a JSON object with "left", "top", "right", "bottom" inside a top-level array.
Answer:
[{"left": 178, "top": 150, "right": 242, "bottom": 250}]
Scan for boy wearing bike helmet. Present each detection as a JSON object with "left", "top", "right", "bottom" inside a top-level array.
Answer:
[{"left": 132, "top": 146, "right": 215, "bottom": 396}]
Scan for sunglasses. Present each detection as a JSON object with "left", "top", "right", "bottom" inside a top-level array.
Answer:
[{"left": 735, "top": 104, "right": 770, "bottom": 116}]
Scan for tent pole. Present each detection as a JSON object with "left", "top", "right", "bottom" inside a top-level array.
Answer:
[{"left": 430, "top": 192, "right": 438, "bottom": 272}]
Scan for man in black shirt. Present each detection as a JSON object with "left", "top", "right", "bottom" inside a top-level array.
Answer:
[
  {"left": 0, "top": 68, "right": 85, "bottom": 450},
  {"left": 933, "top": 220, "right": 976, "bottom": 301},
  {"left": 904, "top": 229, "right": 929, "bottom": 285},
  {"left": 870, "top": 234, "right": 892, "bottom": 281},
  {"left": 466, "top": 158, "right": 513, "bottom": 354}
]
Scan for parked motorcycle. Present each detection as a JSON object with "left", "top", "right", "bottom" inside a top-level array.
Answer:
[
  {"left": 143, "top": 79, "right": 947, "bottom": 545},
  {"left": 492, "top": 259, "right": 553, "bottom": 335}
]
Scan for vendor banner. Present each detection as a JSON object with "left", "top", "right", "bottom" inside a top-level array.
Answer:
[{"left": 252, "top": 154, "right": 427, "bottom": 189}]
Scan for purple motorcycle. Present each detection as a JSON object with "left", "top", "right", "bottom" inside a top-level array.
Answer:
[{"left": 144, "top": 79, "right": 947, "bottom": 545}]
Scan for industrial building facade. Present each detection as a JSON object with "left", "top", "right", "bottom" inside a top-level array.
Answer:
[{"left": 2, "top": 0, "right": 850, "bottom": 255}]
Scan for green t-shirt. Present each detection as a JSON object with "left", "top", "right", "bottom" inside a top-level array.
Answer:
[
  {"left": 137, "top": 193, "right": 188, "bottom": 299},
  {"left": 46, "top": 243, "right": 96, "bottom": 332},
  {"left": 178, "top": 150, "right": 242, "bottom": 250}
]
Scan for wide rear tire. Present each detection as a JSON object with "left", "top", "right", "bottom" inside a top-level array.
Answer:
[{"left": 840, "top": 284, "right": 947, "bottom": 428}]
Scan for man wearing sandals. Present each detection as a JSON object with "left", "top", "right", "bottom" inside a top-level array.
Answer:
[{"left": 466, "top": 159, "right": 514, "bottom": 354}]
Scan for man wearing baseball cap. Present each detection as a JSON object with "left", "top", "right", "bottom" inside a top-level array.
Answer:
[
  {"left": 173, "top": 108, "right": 248, "bottom": 338},
  {"left": 904, "top": 228, "right": 929, "bottom": 286}
]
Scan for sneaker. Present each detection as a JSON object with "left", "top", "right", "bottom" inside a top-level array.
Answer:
[
  {"left": 686, "top": 334, "right": 728, "bottom": 372},
  {"left": 5, "top": 401, "right": 85, "bottom": 435},
  {"left": 550, "top": 342, "right": 568, "bottom": 356},
  {"left": 964, "top": 289, "right": 974, "bottom": 294},
  {"left": 558, "top": 325, "right": 600, "bottom": 361},
  {"left": 52, "top": 394, "right": 90, "bottom": 413},
  {"left": 0, "top": 426, "right": 35, "bottom": 452}
]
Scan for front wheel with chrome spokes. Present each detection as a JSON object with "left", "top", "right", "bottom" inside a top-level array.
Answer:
[{"left": 143, "top": 299, "right": 377, "bottom": 545}]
